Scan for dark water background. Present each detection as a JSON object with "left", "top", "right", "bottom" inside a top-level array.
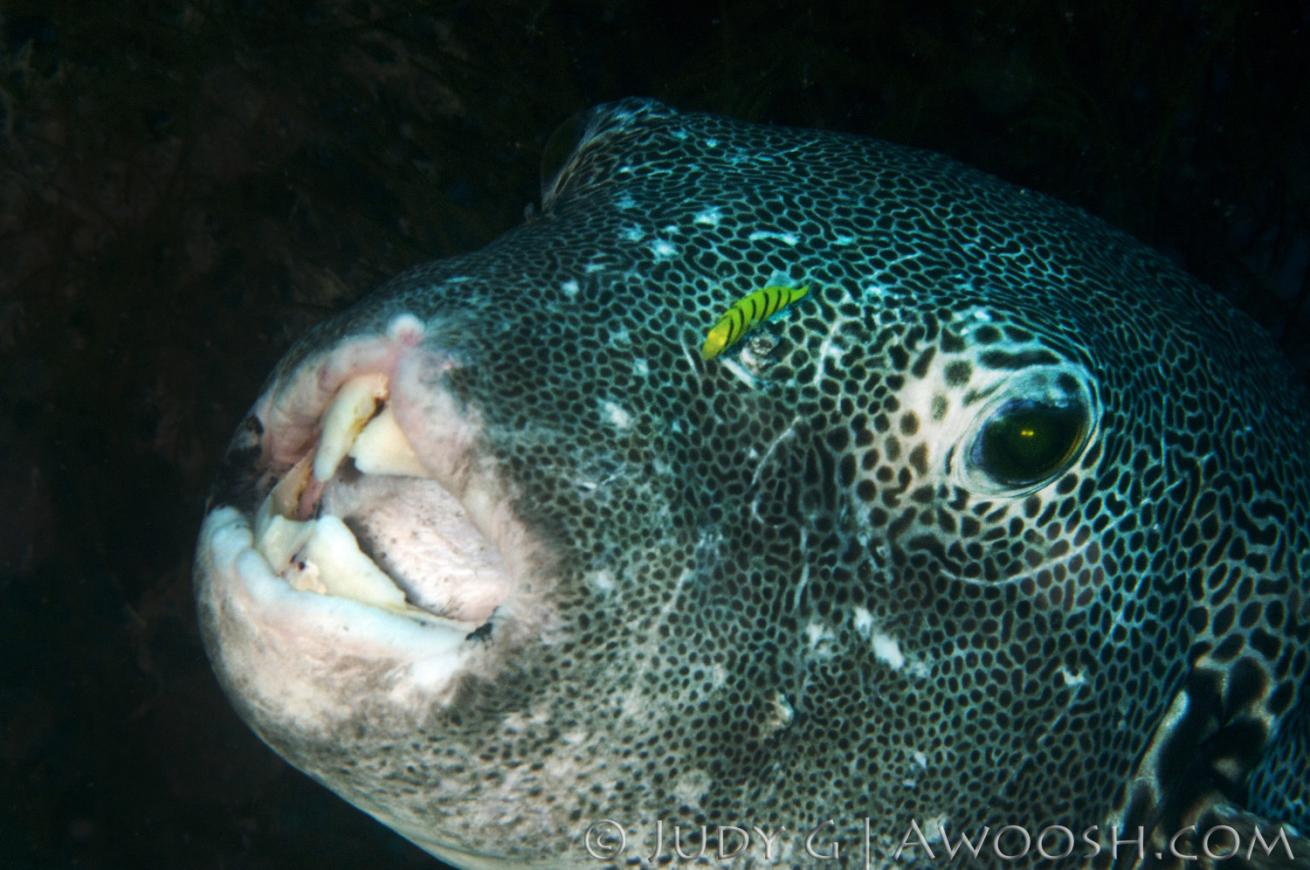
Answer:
[{"left": 1, "top": 2, "right": 1307, "bottom": 868}]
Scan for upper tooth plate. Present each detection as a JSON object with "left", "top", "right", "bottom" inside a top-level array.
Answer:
[
  {"left": 314, "top": 373, "right": 389, "bottom": 482},
  {"left": 349, "top": 404, "right": 429, "bottom": 477}
]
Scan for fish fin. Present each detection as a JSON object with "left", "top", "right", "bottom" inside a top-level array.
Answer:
[
  {"left": 1243, "top": 685, "right": 1310, "bottom": 831},
  {"left": 1176, "top": 693, "right": 1310, "bottom": 868},
  {"left": 1185, "top": 802, "right": 1310, "bottom": 868}
]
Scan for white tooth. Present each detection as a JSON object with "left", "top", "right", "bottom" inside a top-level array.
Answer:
[
  {"left": 283, "top": 552, "right": 327, "bottom": 595},
  {"left": 254, "top": 500, "right": 402, "bottom": 606},
  {"left": 348, "top": 404, "right": 428, "bottom": 477},
  {"left": 255, "top": 512, "right": 314, "bottom": 571},
  {"left": 299, "top": 514, "right": 408, "bottom": 610},
  {"left": 313, "top": 373, "right": 389, "bottom": 482},
  {"left": 249, "top": 489, "right": 475, "bottom": 627},
  {"left": 256, "top": 454, "right": 313, "bottom": 540}
]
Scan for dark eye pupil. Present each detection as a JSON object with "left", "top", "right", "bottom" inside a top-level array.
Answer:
[{"left": 975, "top": 400, "right": 1086, "bottom": 487}]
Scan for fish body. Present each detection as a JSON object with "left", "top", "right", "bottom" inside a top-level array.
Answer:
[
  {"left": 701, "top": 284, "right": 809, "bottom": 359},
  {"left": 195, "top": 100, "right": 1310, "bottom": 868}
]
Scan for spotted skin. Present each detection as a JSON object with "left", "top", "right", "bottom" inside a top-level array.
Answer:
[{"left": 199, "top": 100, "right": 1310, "bottom": 868}]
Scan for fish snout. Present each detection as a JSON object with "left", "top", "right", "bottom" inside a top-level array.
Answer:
[{"left": 194, "top": 312, "right": 552, "bottom": 730}]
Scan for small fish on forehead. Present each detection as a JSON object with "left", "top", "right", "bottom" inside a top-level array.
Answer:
[{"left": 700, "top": 284, "right": 810, "bottom": 360}]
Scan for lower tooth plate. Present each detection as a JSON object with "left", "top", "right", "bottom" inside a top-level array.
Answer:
[{"left": 298, "top": 514, "right": 409, "bottom": 610}]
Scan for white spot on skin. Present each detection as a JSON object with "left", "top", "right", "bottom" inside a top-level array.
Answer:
[
  {"left": 772, "top": 692, "right": 793, "bottom": 726},
  {"left": 833, "top": 234, "right": 855, "bottom": 246},
  {"left": 672, "top": 769, "right": 712, "bottom": 808},
  {"left": 913, "top": 750, "right": 929, "bottom": 769},
  {"left": 614, "top": 192, "right": 637, "bottom": 210},
  {"left": 649, "top": 239, "right": 677, "bottom": 260},
  {"left": 631, "top": 357, "right": 649, "bottom": 376},
  {"left": 560, "top": 279, "right": 580, "bottom": 297},
  {"left": 620, "top": 225, "right": 644, "bottom": 242},
  {"left": 586, "top": 570, "right": 615, "bottom": 594},
  {"left": 1059, "top": 666, "right": 1087, "bottom": 688},
  {"left": 704, "top": 137, "right": 719, "bottom": 148},
  {"left": 852, "top": 606, "right": 874, "bottom": 636},
  {"left": 747, "top": 230, "right": 798, "bottom": 245},
  {"left": 862, "top": 283, "right": 886, "bottom": 299},
  {"left": 871, "top": 632, "right": 905, "bottom": 670},
  {"left": 923, "top": 815, "right": 950, "bottom": 844},
  {"left": 694, "top": 207, "right": 722, "bottom": 226},
  {"left": 599, "top": 400, "right": 633, "bottom": 430},
  {"left": 805, "top": 619, "right": 834, "bottom": 650},
  {"left": 906, "top": 660, "right": 934, "bottom": 680}
]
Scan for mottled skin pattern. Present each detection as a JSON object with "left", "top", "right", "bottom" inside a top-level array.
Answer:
[{"left": 200, "top": 100, "right": 1310, "bottom": 868}]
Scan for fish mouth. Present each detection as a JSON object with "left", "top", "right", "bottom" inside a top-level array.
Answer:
[{"left": 195, "top": 313, "right": 546, "bottom": 721}]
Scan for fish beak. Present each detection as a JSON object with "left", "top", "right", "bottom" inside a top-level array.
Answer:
[{"left": 194, "top": 313, "right": 552, "bottom": 727}]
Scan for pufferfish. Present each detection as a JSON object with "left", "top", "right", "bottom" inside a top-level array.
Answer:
[{"left": 195, "top": 98, "right": 1310, "bottom": 868}]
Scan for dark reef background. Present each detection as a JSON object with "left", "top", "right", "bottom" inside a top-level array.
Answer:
[{"left": 2, "top": 2, "right": 1307, "bottom": 868}]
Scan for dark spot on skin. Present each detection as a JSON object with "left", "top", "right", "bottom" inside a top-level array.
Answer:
[
  {"left": 962, "top": 384, "right": 1000, "bottom": 406},
  {"left": 911, "top": 347, "right": 936, "bottom": 378},
  {"left": 944, "top": 361, "right": 972, "bottom": 386},
  {"left": 978, "top": 349, "right": 1060, "bottom": 370},
  {"left": 931, "top": 395, "right": 947, "bottom": 420},
  {"left": 909, "top": 444, "right": 928, "bottom": 476},
  {"left": 466, "top": 621, "right": 494, "bottom": 642}
]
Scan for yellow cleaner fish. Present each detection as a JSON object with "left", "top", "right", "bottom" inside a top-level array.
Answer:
[{"left": 700, "top": 284, "right": 810, "bottom": 360}]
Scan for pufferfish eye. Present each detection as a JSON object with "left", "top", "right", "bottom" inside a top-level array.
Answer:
[
  {"left": 971, "top": 398, "right": 1089, "bottom": 488},
  {"left": 953, "top": 364, "right": 1098, "bottom": 495}
]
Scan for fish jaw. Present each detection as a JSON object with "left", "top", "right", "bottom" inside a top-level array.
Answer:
[{"left": 193, "top": 310, "right": 556, "bottom": 757}]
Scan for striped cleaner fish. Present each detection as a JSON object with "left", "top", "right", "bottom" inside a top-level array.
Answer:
[
  {"left": 195, "top": 99, "right": 1310, "bottom": 868},
  {"left": 700, "top": 284, "right": 810, "bottom": 360}
]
